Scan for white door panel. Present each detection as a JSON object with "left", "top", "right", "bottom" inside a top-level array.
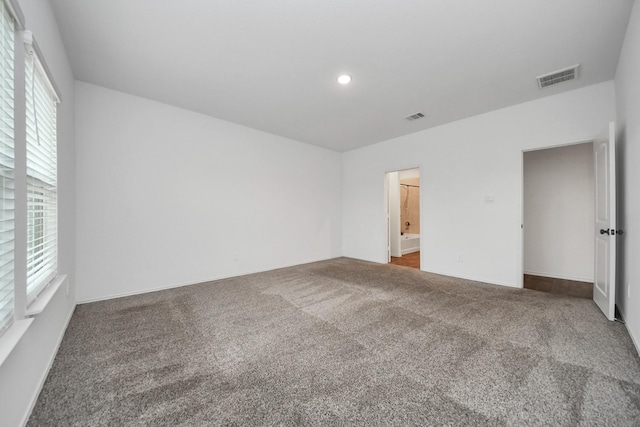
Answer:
[{"left": 593, "top": 121, "right": 616, "bottom": 321}]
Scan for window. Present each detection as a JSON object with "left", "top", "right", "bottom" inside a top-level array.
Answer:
[
  {"left": 0, "top": 0, "right": 15, "bottom": 334},
  {"left": 24, "top": 40, "right": 58, "bottom": 302},
  {"left": 0, "top": 0, "right": 60, "bottom": 350}
]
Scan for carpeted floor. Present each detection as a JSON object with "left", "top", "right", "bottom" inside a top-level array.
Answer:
[{"left": 29, "top": 258, "right": 640, "bottom": 426}]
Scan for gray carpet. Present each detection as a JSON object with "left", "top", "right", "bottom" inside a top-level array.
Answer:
[{"left": 29, "top": 258, "right": 640, "bottom": 426}]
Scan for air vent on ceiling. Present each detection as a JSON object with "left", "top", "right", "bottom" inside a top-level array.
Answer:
[
  {"left": 536, "top": 64, "right": 580, "bottom": 89},
  {"left": 405, "top": 112, "right": 425, "bottom": 121}
]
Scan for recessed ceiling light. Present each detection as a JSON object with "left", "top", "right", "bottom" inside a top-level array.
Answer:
[{"left": 337, "top": 74, "right": 352, "bottom": 85}]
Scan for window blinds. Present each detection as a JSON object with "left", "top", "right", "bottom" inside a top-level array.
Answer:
[
  {"left": 0, "top": 0, "right": 15, "bottom": 334},
  {"left": 25, "top": 47, "right": 57, "bottom": 302}
]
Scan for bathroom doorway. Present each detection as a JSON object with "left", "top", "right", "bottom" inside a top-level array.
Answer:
[{"left": 387, "top": 168, "right": 421, "bottom": 269}]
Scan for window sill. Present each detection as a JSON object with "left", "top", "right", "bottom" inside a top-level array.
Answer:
[
  {"left": 25, "top": 274, "right": 67, "bottom": 317},
  {"left": 0, "top": 318, "right": 34, "bottom": 367},
  {"left": 0, "top": 275, "right": 68, "bottom": 368}
]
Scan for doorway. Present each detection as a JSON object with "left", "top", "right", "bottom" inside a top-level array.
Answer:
[
  {"left": 522, "top": 142, "right": 594, "bottom": 299},
  {"left": 387, "top": 168, "right": 420, "bottom": 269}
]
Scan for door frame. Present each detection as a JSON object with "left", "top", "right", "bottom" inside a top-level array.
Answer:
[
  {"left": 384, "top": 166, "right": 422, "bottom": 265},
  {"left": 519, "top": 138, "right": 593, "bottom": 288}
]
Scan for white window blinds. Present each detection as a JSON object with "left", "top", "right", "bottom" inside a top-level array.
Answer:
[
  {"left": 0, "top": 0, "right": 15, "bottom": 334},
  {"left": 25, "top": 45, "right": 57, "bottom": 302}
]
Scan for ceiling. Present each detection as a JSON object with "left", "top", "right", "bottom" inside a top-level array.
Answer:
[{"left": 49, "top": 0, "right": 634, "bottom": 152}]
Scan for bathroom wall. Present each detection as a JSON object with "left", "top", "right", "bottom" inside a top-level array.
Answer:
[{"left": 400, "top": 177, "right": 420, "bottom": 235}]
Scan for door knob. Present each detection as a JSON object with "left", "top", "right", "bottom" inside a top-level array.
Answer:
[{"left": 600, "top": 229, "right": 624, "bottom": 236}]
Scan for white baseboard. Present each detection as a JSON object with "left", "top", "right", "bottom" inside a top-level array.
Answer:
[
  {"left": 401, "top": 247, "right": 419, "bottom": 255},
  {"left": 626, "top": 322, "right": 640, "bottom": 356},
  {"left": 78, "top": 256, "right": 341, "bottom": 304},
  {"left": 20, "top": 303, "right": 75, "bottom": 427},
  {"left": 617, "top": 305, "right": 640, "bottom": 357}
]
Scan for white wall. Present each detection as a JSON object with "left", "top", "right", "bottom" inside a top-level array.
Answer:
[
  {"left": 0, "top": 1, "right": 76, "bottom": 426},
  {"left": 615, "top": 1, "right": 640, "bottom": 349},
  {"left": 343, "top": 81, "right": 616, "bottom": 287},
  {"left": 523, "top": 143, "right": 594, "bottom": 282},
  {"left": 75, "top": 82, "right": 342, "bottom": 302}
]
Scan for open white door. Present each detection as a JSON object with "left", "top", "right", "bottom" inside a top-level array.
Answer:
[
  {"left": 387, "top": 211, "right": 391, "bottom": 262},
  {"left": 593, "top": 121, "right": 616, "bottom": 321},
  {"left": 385, "top": 174, "right": 391, "bottom": 262}
]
